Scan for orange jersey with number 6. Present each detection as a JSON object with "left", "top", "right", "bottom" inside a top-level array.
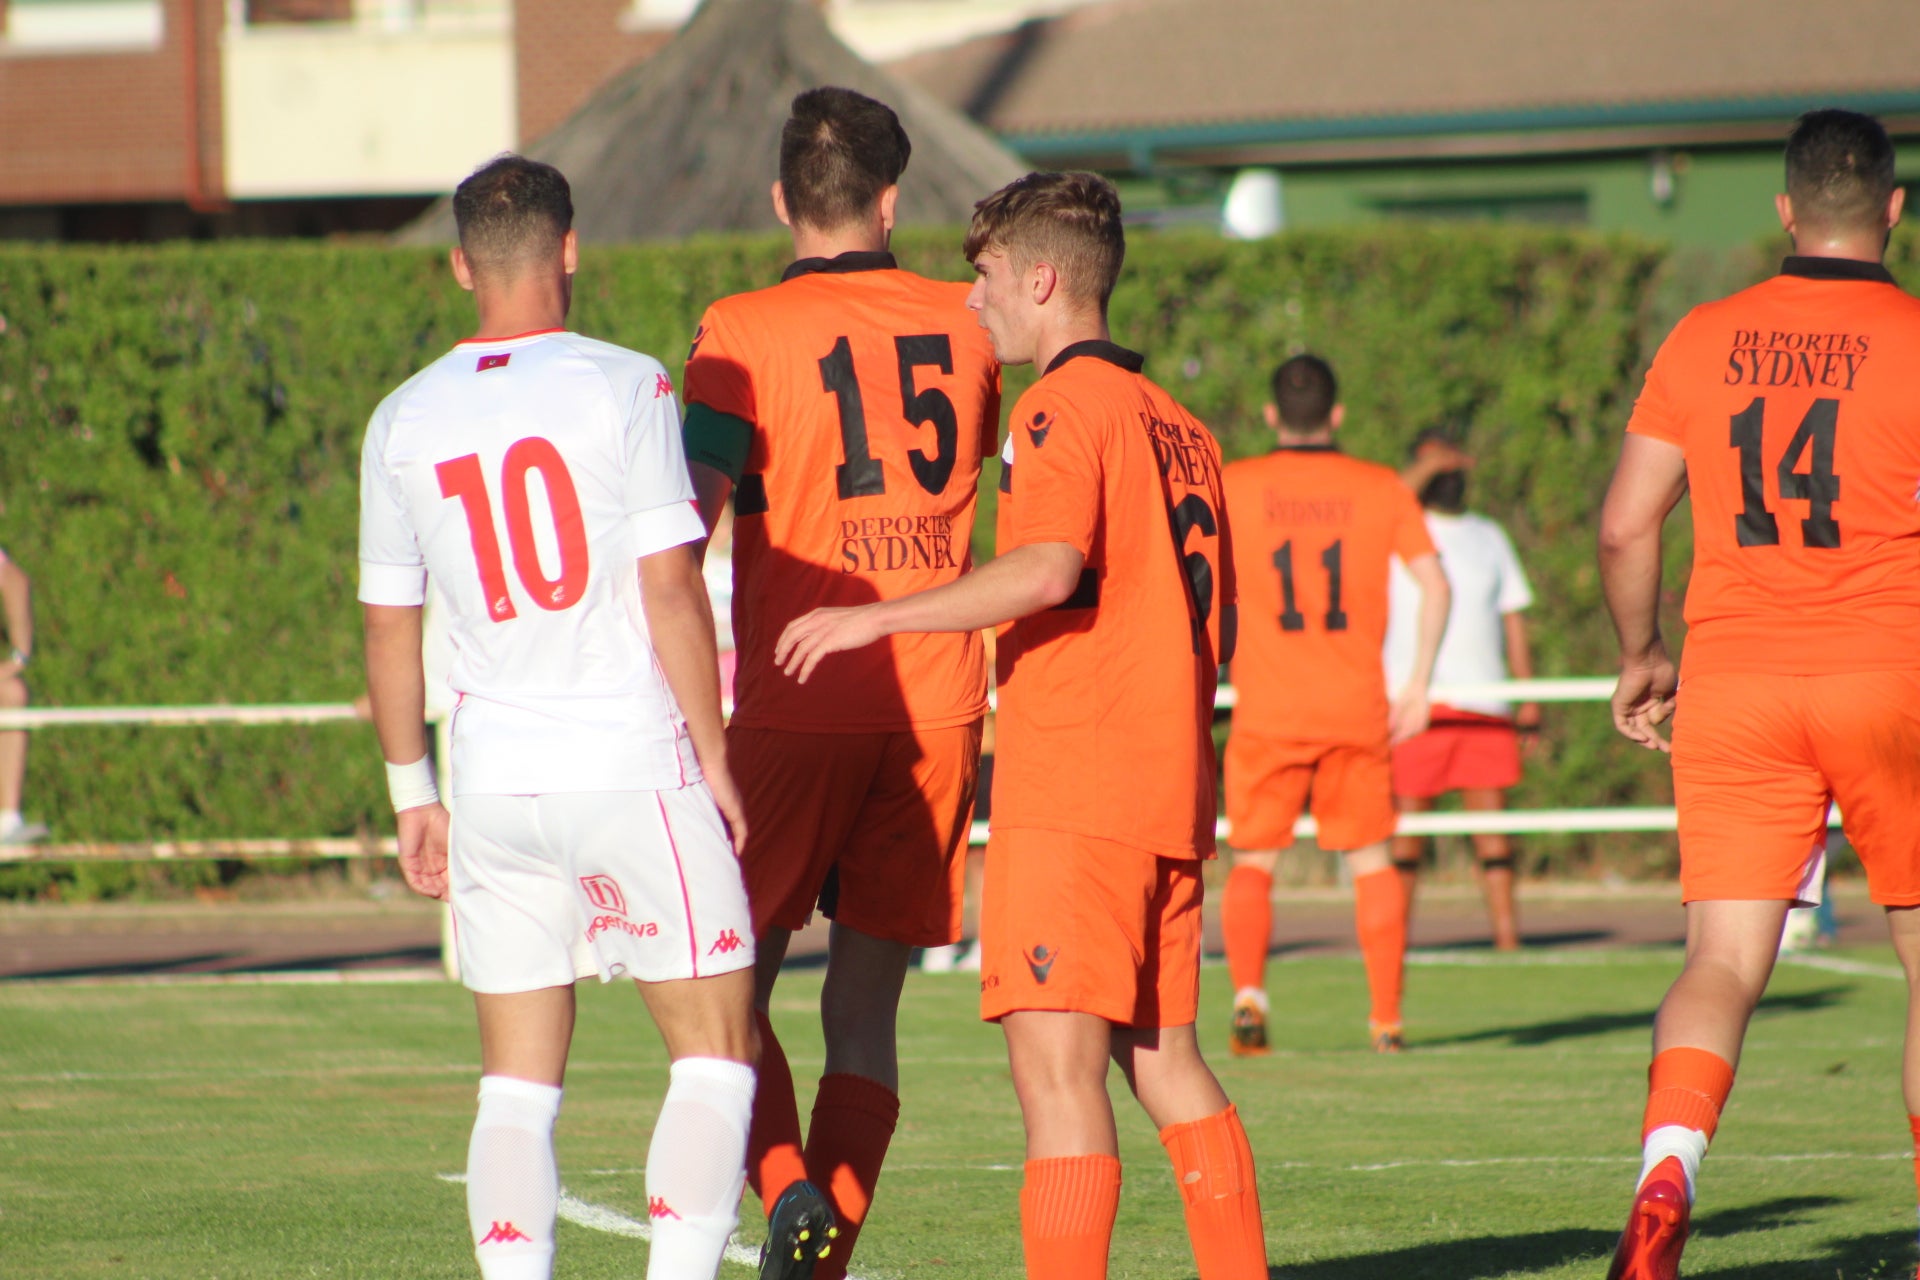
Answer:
[
  {"left": 1627, "top": 258, "right": 1920, "bottom": 676},
  {"left": 991, "top": 342, "right": 1233, "bottom": 860},
  {"left": 683, "top": 256, "right": 1001, "bottom": 732}
]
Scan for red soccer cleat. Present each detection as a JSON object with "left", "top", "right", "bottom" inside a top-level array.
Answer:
[{"left": 1606, "top": 1156, "right": 1690, "bottom": 1280}]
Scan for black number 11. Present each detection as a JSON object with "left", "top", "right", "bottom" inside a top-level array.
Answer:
[{"left": 1273, "top": 538, "right": 1347, "bottom": 632}]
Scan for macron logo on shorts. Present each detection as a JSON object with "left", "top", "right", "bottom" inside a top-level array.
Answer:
[
  {"left": 707, "top": 929, "right": 745, "bottom": 956},
  {"left": 1025, "top": 944, "right": 1058, "bottom": 984},
  {"left": 479, "top": 1221, "right": 533, "bottom": 1245},
  {"left": 476, "top": 353, "right": 511, "bottom": 372}
]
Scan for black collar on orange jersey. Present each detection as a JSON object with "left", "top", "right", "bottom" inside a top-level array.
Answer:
[
  {"left": 781, "top": 251, "right": 898, "bottom": 282},
  {"left": 1045, "top": 340, "right": 1145, "bottom": 376},
  {"left": 1275, "top": 442, "right": 1340, "bottom": 453},
  {"left": 1781, "top": 255, "right": 1896, "bottom": 284}
]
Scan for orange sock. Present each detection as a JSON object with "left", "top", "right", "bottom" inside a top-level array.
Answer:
[
  {"left": 1021, "top": 1154, "right": 1121, "bottom": 1280},
  {"left": 746, "top": 1010, "right": 807, "bottom": 1214},
  {"left": 1222, "top": 864, "right": 1274, "bottom": 995},
  {"left": 1640, "top": 1046, "right": 1736, "bottom": 1139},
  {"left": 803, "top": 1073, "right": 899, "bottom": 1280},
  {"left": 1160, "top": 1104, "right": 1268, "bottom": 1280},
  {"left": 1908, "top": 1115, "right": 1920, "bottom": 1204},
  {"left": 1353, "top": 867, "right": 1407, "bottom": 1027}
]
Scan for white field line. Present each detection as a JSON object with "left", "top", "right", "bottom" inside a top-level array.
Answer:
[
  {"left": 437, "top": 1174, "right": 867, "bottom": 1277},
  {"left": 1780, "top": 953, "right": 1906, "bottom": 980},
  {"left": 1406, "top": 948, "right": 1681, "bottom": 967}
]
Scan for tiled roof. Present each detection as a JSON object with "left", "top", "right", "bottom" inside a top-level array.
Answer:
[{"left": 889, "top": 0, "right": 1920, "bottom": 142}]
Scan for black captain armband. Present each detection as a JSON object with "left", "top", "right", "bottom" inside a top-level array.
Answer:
[{"left": 682, "top": 404, "right": 754, "bottom": 483}]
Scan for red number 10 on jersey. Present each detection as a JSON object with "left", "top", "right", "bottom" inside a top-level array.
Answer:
[{"left": 436, "top": 437, "right": 590, "bottom": 622}]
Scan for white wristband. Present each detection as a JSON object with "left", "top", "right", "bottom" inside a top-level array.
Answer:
[{"left": 385, "top": 755, "right": 440, "bottom": 813}]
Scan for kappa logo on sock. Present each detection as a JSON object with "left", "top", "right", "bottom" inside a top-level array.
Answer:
[
  {"left": 648, "top": 1197, "right": 681, "bottom": 1220},
  {"left": 708, "top": 929, "right": 745, "bottom": 956},
  {"left": 478, "top": 1221, "right": 533, "bottom": 1245},
  {"left": 1024, "top": 943, "right": 1058, "bottom": 984}
]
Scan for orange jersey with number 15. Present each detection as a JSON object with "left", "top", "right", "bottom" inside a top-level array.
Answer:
[
  {"left": 1627, "top": 257, "right": 1920, "bottom": 676},
  {"left": 683, "top": 253, "right": 1001, "bottom": 732}
]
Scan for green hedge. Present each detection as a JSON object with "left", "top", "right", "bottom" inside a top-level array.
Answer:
[{"left": 3, "top": 226, "right": 1911, "bottom": 896}]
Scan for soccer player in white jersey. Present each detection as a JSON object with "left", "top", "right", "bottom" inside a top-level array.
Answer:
[{"left": 358, "top": 156, "right": 758, "bottom": 1280}]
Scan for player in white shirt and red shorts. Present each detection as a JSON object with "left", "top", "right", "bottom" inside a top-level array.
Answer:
[
  {"left": 359, "top": 156, "right": 758, "bottom": 1280},
  {"left": 1384, "top": 434, "right": 1538, "bottom": 951}
]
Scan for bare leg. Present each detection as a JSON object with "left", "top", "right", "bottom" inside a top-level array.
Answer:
[
  {"left": 1003, "top": 1009, "right": 1119, "bottom": 1158},
  {"left": 1110, "top": 1022, "right": 1230, "bottom": 1130},
  {"left": 1885, "top": 907, "right": 1920, "bottom": 1122},
  {"left": 474, "top": 984, "right": 576, "bottom": 1085},
  {"left": 637, "top": 967, "right": 757, "bottom": 1064},
  {"left": 1390, "top": 794, "right": 1434, "bottom": 929},
  {"left": 1652, "top": 899, "right": 1790, "bottom": 1064},
  {"left": 0, "top": 674, "right": 27, "bottom": 816},
  {"left": 819, "top": 923, "right": 913, "bottom": 1089},
  {"left": 1462, "top": 787, "right": 1521, "bottom": 950}
]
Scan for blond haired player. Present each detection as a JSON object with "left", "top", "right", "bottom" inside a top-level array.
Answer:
[
  {"left": 359, "top": 156, "right": 757, "bottom": 1280},
  {"left": 778, "top": 171, "right": 1268, "bottom": 1280},
  {"left": 1599, "top": 108, "right": 1920, "bottom": 1279},
  {"left": 680, "top": 87, "right": 999, "bottom": 1280}
]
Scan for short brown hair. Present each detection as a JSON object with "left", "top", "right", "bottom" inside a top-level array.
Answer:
[
  {"left": 779, "top": 87, "right": 911, "bottom": 231},
  {"left": 1271, "top": 354, "right": 1337, "bottom": 430},
  {"left": 1785, "top": 108, "right": 1896, "bottom": 235},
  {"left": 964, "top": 171, "right": 1125, "bottom": 310},
  {"left": 453, "top": 154, "right": 572, "bottom": 276}
]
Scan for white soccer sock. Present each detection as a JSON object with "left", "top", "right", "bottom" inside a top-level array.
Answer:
[
  {"left": 1639, "top": 1124, "right": 1709, "bottom": 1203},
  {"left": 467, "top": 1075, "right": 563, "bottom": 1280},
  {"left": 1234, "top": 986, "right": 1270, "bottom": 1013},
  {"left": 0, "top": 810, "right": 21, "bottom": 833},
  {"left": 645, "top": 1057, "right": 756, "bottom": 1280}
]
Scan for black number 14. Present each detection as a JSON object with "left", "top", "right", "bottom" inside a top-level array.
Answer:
[{"left": 1730, "top": 395, "right": 1841, "bottom": 549}]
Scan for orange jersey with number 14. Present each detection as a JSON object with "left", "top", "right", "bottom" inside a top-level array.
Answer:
[
  {"left": 683, "top": 254, "right": 1001, "bottom": 732},
  {"left": 1627, "top": 257, "right": 1920, "bottom": 676}
]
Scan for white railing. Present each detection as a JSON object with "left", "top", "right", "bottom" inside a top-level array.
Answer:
[{"left": 0, "top": 677, "right": 1744, "bottom": 864}]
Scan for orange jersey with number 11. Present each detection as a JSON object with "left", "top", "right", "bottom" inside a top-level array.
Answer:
[
  {"left": 683, "top": 254, "right": 1001, "bottom": 732},
  {"left": 1627, "top": 257, "right": 1920, "bottom": 676}
]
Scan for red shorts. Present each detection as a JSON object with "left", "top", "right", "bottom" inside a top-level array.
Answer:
[
  {"left": 729, "top": 720, "right": 983, "bottom": 948},
  {"left": 978, "top": 828, "right": 1202, "bottom": 1029},
  {"left": 1224, "top": 731, "right": 1396, "bottom": 852},
  {"left": 1390, "top": 705, "right": 1523, "bottom": 798},
  {"left": 1672, "top": 670, "right": 1920, "bottom": 906}
]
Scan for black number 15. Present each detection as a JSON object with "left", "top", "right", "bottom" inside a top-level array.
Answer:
[{"left": 819, "top": 334, "right": 959, "bottom": 499}]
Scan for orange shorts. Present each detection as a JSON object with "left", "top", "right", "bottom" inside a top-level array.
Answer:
[
  {"left": 1390, "top": 706, "right": 1523, "bottom": 798},
  {"left": 978, "top": 828, "right": 1202, "bottom": 1028},
  {"left": 1672, "top": 670, "right": 1920, "bottom": 906},
  {"left": 1224, "top": 731, "right": 1396, "bottom": 852},
  {"left": 729, "top": 720, "right": 982, "bottom": 948}
]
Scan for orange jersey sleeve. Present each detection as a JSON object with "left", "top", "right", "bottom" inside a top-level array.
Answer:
[
  {"left": 1224, "top": 448, "right": 1416, "bottom": 745},
  {"left": 683, "top": 257, "right": 1001, "bottom": 731},
  {"left": 1626, "top": 258, "right": 1920, "bottom": 677},
  {"left": 991, "top": 343, "right": 1227, "bottom": 860}
]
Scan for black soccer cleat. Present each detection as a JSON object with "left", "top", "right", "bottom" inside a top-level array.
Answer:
[{"left": 758, "top": 1179, "right": 839, "bottom": 1280}]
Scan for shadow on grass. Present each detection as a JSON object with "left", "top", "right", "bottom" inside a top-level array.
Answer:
[
  {"left": 1685, "top": 1228, "right": 1912, "bottom": 1278},
  {"left": 1694, "top": 1193, "right": 1844, "bottom": 1236},
  {"left": 1419, "top": 986, "right": 1851, "bottom": 1048},
  {"left": 1264, "top": 1227, "right": 1613, "bottom": 1279},
  {"left": 1419, "top": 929, "right": 1617, "bottom": 951}
]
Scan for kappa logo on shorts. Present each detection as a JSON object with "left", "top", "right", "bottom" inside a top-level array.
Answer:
[
  {"left": 580, "top": 874, "right": 627, "bottom": 916},
  {"left": 1024, "top": 943, "right": 1059, "bottom": 984},
  {"left": 1026, "top": 410, "right": 1054, "bottom": 449},
  {"left": 708, "top": 929, "right": 745, "bottom": 956},
  {"left": 649, "top": 1197, "right": 681, "bottom": 1219},
  {"left": 479, "top": 1221, "right": 533, "bottom": 1245}
]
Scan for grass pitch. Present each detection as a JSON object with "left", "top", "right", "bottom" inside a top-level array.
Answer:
[{"left": 2, "top": 948, "right": 1915, "bottom": 1279}]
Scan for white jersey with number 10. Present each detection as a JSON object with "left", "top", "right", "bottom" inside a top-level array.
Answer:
[{"left": 358, "top": 328, "right": 707, "bottom": 797}]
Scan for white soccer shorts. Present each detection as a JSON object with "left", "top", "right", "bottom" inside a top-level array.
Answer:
[{"left": 449, "top": 786, "right": 754, "bottom": 994}]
